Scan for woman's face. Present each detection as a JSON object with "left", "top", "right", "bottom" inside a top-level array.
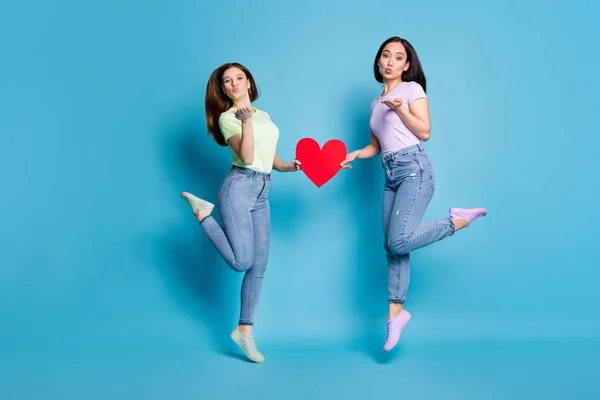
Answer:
[
  {"left": 221, "top": 67, "right": 251, "bottom": 101},
  {"left": 378, "top": 42, "right": 410, "bottom": 81}
]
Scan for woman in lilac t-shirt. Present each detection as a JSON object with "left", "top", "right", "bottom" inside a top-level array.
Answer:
[{"left": 341, "top": 36, "right": 488, "bottom": 352}]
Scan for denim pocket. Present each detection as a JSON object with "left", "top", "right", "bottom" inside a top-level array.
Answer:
[{"left": 393, "top": 152, "right": 417, "bottom": 166}]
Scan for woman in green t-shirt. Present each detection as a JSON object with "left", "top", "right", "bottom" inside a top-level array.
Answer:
[{"left": 181, "top": 62, "right": 300, "bottom": 363}]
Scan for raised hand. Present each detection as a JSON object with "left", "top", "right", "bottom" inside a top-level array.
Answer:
[
  {"left": 234, "top": 107, "right": 253, "bottom": 122},
  {"left": 381, "top": 98, "right": 404, "bottom": 114}
]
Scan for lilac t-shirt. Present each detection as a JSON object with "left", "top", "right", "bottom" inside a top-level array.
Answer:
[{"left": 369, "top": 81, "right": 427, "bottom": 156}]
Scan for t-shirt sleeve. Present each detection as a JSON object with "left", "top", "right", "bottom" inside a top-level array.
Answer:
[
  {"left": 408, "top": 82, "right": 427, "bottom": 103},
  {"left": 218, "top": 112, "right": 242, "bottom": 142}
]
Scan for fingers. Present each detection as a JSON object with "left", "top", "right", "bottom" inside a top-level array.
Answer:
[
  {"left": 381, "top": 99, "right": 402, "bottom": 109},
  {"left": 234, "top": 107, "right": 252, "bottom": 121},
  {"left": 289, "top": 159, "right": 301, "bottom": 171},
  {"left": 234, "top": 107, "right": 252, "bottom": 122}
]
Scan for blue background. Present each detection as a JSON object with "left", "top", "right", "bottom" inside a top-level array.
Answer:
[{"left": 1, "top": 0, "right": 599, "bottom": 398}]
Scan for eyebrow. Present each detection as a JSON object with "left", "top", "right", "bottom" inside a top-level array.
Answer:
[
  {"left": 383, "top": 50, "right": 405, "bottom": 56},
  {"left": 223, "top": 74, "right": 243, "bottom": 80}
]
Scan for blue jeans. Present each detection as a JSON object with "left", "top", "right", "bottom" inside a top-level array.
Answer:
[
  {"left": 382, "top": 144, "right": 455, "bottom": 304},
  {"left": 200, "top": 166, "right": 271, "bottom": 325}
]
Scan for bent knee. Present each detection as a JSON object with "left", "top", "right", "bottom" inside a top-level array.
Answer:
[
  {"left": 233, "top": 258, "right": 253, "bottom": 272},
  {"left": 388, "top": 236, "right": 411, "bottom": 255}
]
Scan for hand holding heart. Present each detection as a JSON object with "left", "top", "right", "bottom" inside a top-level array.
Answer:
[
  {"left": 295, "top": 138, "right": 347, "bottom": 187},
  {"left": 287, "top": 159, "right": 301, "bottom": 172},
  {"left": 340, "top": 150, "right": 360, "bottom": 169}
]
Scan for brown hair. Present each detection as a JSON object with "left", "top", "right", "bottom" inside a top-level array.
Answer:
[
  {"left": 373, "top": 36, "right": 427, "bottom": 93},
  {"left": 205, "top": 62, "right": 259, "bottom": 146}
]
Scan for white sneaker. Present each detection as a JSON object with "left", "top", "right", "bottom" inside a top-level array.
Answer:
[
  {"left": 180, "top": 192, "right": 214, "bottom": 216},
  {"left": 230, "top": 328, "right": 265, "bottom": 363}
]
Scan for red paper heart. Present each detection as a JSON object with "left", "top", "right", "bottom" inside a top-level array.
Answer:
[{"left": 295, "top": 138, "right": 347, "bottom": 188}]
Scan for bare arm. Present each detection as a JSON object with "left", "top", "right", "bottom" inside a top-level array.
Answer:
[
  {"left": 383, "top": 97, "right": 431, "bottom": 141},
  {"left": 273, "top": 153, "right": 301, "bottom": 172},
  {"left": 357, "top": 132, "right": 382, "bottom": 159},
  {"left": 226, "top": 107, "right": 254, "bottom": 165},
  {"left": 340, "top": 132, "right": 381, "bottom": 169}
]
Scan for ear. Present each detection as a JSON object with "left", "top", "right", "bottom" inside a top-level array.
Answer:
[{"left": 404, "top": 61, "right": 410, "bottom": 72}]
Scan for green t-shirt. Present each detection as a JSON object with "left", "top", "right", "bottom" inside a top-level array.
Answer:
[{"left": 218, "top": 107, "right": 280, "bottom": 174}]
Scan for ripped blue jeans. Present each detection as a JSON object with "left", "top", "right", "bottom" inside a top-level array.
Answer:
[
  {"left": 382, "top": 144, "right": 455, "bottom": 303},
  {"left": 200, "top": 166, "right": 271, "bottom": 325}
]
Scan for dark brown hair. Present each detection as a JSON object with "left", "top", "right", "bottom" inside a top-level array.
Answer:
[
  {"left": 373, "top": 37, "right": 427, "bottom": 93},
  {"left": 205, "top": 62, "right": 259, "bottom": 146}
]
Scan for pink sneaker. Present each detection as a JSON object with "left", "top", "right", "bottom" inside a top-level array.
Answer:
[
  {"left": 449, "top": 207, "right": 487, "bottom": 226},
  {"left": 384, "top": 309, "right": 411, "bottom": 351}
]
